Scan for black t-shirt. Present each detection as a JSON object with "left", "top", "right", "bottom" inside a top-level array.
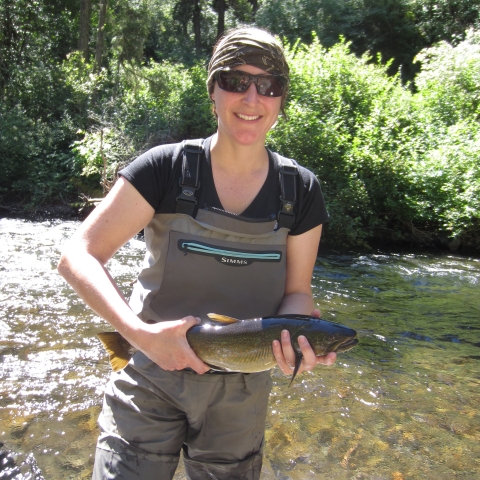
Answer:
[{"left": 119, "top": 136, "right": 329, "bottom": 236}]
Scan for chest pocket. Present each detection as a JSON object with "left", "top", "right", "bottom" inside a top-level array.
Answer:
[
  {"left": 178, "top": 239, "right": 282, "bottom": 266},
  {"left": 149, "top": 230, "right": 287, "bottom": 321}
]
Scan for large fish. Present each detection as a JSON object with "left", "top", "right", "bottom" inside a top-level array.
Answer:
[{"left": 97, "top": 314, "right": 358, "bottom": 385}]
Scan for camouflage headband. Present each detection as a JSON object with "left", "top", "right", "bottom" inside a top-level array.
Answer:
[{"left": 207, "top": 27, "right": 290, "bottom": 96}]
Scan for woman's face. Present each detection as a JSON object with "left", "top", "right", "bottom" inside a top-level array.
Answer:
[{"left": 211, "top": 64, "right": 282, "bottom": 147}]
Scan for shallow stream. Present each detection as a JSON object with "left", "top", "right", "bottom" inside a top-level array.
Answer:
[{"left": 0, "top": 218, "right": 479, "bottom": 479}]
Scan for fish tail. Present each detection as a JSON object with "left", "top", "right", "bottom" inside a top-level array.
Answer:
[
  {"left": 288, "top": 352, "right": 303, "bottom": 387},
  {"left": 97, "top": 332, "right": 134, "bottom": 372}
]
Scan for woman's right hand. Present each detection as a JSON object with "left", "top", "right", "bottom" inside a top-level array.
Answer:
[{"left": 134, "top": 315, "right": 211, "bottom": 374}]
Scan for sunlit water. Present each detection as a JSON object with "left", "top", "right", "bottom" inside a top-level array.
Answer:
[{"left": 0, "top": 218, "right": 479, "bottom": 479}]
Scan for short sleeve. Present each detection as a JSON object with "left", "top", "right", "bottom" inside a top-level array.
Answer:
[
  {"left": 118, "top": 143, "right": 180, "bottom": 210},
  {"left": 288, "top": 164, "right": 329, "bottom": 236}
]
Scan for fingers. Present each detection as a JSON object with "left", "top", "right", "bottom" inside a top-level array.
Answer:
[
  {"left": 272, "top": 339, "right": 292, "bottom": 375},
  {"left": 310, "top": 308, "right": 321, "bottom": 318},
  {"left": 297, "top": 335, "right": 317, "bottom": 372},
  {"left": 273, "top": 330, "right": 337, "bottom": 378},
  {"left": 183, "top": 352, "right": 210, "bottom": 374},
  {"left": 178, "top": 316, "right": 210, "bottom": 374},
  {"left": 316, "top": 351, "right": 337, "bottom": 366},
  {"left": 272, "top": 330, "right": 302, "bottom": 376},
  {"left": 281, "top": 329, "right": 297, "bottom": 364},
  {"left": 147, "top": 316, "right": 210, "bottom": 374},
  {"left": 178, "top": 315, "right": 201, "bottom": 331}
]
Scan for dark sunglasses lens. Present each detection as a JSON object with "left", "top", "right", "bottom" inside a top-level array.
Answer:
[
  {"left": 218, "top": 71, "right": 250, "bottom": 93},
  {"left": 217, "top": 71, "right": 285, "bottom": 97},
  {"left": 256, "top": 76, "right": 285, "bottom": 97}
]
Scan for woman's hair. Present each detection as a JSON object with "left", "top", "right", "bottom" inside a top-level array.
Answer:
[{"left": 207, "top": 26, "right": 290, "bottom": 116}]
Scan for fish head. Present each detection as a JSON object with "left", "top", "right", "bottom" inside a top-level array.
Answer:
[{"left": 297, "top": 319, "right": 358, "bottom": 356}]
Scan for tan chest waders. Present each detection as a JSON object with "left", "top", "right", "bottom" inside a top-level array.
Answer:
[
  {"left": 129, "top": 138, "right": 299, "bottom": 322},
  {"left": 93, "top": 139, "right": 300, "bottom": 480}
]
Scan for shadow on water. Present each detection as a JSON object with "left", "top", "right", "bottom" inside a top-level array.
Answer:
[{"left": 1, "top": 219, "right": 479, "bottom": 479}]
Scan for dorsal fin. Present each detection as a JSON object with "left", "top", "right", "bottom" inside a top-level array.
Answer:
[{"left": 207, "top": 313, "right": 239, "bottom": 324}]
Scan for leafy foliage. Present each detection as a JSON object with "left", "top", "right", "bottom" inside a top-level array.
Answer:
[
  {"left": 0, "top": 102, "right": 78, "bottom": 206},
  {"left": 1, "top": 0, "right": 480, "bottom": 250},
  {"left": 408, "top": 30, "right": 480, "bottom": 241},
  {"left": 266, "top": 33, "right": 480, "bottom": 248},
  {"left": 267, "top": 38, "right": 416, "bottom": 246},
  {"left": 256, "top": 0, "right": 480, "bottom": 82},
  {"left": 69, "top": 59, "right": 216, "bottom": 196},
  {"left": 413, "top": 28, "right": 480, "bottom": 124}
]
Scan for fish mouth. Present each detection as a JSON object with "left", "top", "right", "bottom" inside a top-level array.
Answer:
[{"left": 335, "top": 337, "right": 358, "bottom": 353}]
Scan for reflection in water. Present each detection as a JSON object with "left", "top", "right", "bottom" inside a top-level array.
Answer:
[{"left": 1, "top": 219, "right": 479, "bottom": 479}]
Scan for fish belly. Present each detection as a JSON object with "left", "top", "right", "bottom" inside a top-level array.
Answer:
[
  {"left": 200, "top": 345, "right": 277, "bottom": 373},
  {"left": 187, "top": 328, "right": 278, "bottom": 373}
]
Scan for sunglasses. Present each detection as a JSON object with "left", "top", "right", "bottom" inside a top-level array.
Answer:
[{"left": 216, "top": 70, "right": 287, "bottom": 97}]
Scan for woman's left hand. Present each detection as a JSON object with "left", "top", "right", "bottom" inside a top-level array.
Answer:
[{"left": 272, "top": 309, "right": 336, "bottom": 376}]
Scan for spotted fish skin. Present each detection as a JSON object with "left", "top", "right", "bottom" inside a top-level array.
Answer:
[{"left": 187, "top": 315, "right": 358, "bottom": 374}]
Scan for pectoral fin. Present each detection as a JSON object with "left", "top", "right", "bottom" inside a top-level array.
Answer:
[
  {"left": 206, "top": 313, "right": 239, "bottom": 324},
  {"left": 97, "top": 332, "right": 135, "bottom": 372},
  {"left": 288, "top": 352, "right": 303, "bottom": 387}
]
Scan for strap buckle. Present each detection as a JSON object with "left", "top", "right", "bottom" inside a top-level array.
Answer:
[{"left": 176, "top": 178, "right": 200, "bottom": 205}]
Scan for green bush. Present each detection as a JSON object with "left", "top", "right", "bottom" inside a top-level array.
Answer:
[
  {"left": 2, "top": 13, "right": 479, "bottom": 251},
  {"left": 267, "top": 32, "right": 480, "bottom": 249},
  {"left": 70, "top": 59, "right": 216, "bottom": 192},
  {"left": 268, "top": 38, "right": 416, "bottom": 246},
  {"left": 413, "top": 28, "right": 480, "bottom": 125},
  {"left": 0, "top": 102, "right": 78, "bottom": 206},
  {"left": 408, "top": 30, "right": 480, "bottom": 245}
]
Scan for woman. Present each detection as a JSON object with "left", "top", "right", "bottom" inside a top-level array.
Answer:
[{"left": 58, "top": 26, "right": 335, "bottom": 480}]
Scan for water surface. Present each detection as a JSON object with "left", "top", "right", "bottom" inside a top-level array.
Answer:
[{"left": 0, "top": 219, "right": 479, "bottom": 479}]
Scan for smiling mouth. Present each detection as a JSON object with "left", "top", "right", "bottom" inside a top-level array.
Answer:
[{"left": 237, "top": 113, "right": 260, "bottom": 121}]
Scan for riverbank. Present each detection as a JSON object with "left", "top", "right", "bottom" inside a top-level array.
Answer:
[
  {"left": 2, "top": 201, "right": 479, "bottom": 258},
  {"left": 0, "top": 202, "right": 91, "bottom": 222}
]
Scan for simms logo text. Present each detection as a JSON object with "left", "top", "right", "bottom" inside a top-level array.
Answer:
[{"left": 221, "top": 257, "right": 248, "bottom": 265}]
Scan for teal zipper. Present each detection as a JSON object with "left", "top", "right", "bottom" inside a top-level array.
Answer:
[{"left": 178, "top": 240, "right": 281, "bottom": 263}]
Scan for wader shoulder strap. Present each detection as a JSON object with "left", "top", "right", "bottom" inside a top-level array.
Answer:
[
  {"left": 175, "top": 139, "right": 204, "bottom": 217},
  {"left": 277, "top": 157, "right": 298, "bottom": 230}
]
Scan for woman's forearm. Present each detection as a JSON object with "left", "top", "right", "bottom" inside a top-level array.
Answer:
[
  {"left": 57, "top": 246, "right": 145, "bottom": 340},
  {"left": 276, "top": 292, "right": 314, "bottom": 316}
]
